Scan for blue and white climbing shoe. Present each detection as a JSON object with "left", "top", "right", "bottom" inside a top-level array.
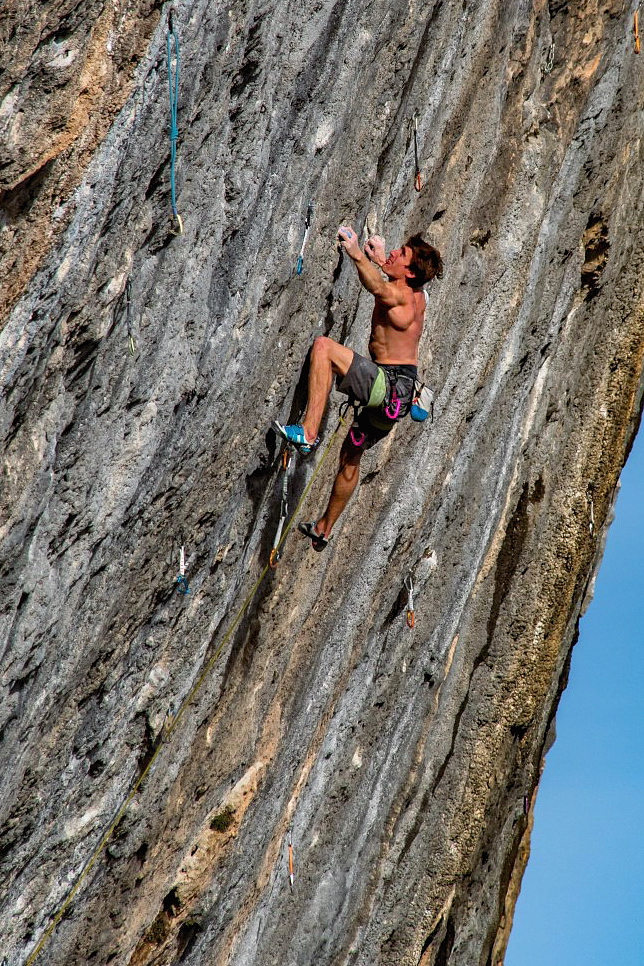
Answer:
[
  {"left": 298, "top": 521, "right": 329, "bottom": 552},
  {"left": 272, "top": 420, "right": 320, "bottom": 455}
]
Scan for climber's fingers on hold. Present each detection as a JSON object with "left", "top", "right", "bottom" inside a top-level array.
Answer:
[
  {"left": 338, "top": 225, "right": 360, "bottom": 256},
  {"left": 365, "top": 234, "right": 386, "bottom": 265}
]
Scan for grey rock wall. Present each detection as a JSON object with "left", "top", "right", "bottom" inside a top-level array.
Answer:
[{"left": 1, "top": 1, "right": 643, "bottom": 965}]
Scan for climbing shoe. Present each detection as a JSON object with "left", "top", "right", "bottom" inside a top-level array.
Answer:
[
  {"left": 272, "top": 420, "right": 320, "bottom": 455},
  {"left": 298, "top": 521, "right": 329, "bottom": 552}
]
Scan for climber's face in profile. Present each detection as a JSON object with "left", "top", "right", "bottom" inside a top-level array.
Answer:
[{"left": 382, "top": 245, "right": 413, "bottom": 281}]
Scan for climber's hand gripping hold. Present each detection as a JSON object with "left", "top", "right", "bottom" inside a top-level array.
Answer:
[
  {"left": 338, "top": 225, "right": 362, "bottom": 259},
  {"left": 364, "top": 234, "right": 386, "bottom": 266}
]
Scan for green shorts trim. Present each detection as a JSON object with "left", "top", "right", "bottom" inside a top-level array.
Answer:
[{"left": 366, "top": 367, "right": 386, "bottom": 408}]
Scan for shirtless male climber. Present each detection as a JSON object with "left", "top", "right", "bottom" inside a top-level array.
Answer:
[{"left": 273, "top": 225, "right": 443, "bottom": 551}]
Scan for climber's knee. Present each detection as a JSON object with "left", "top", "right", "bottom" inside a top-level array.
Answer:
[{"left": 311, "top": 336, "right": 353, "bottom": 376}]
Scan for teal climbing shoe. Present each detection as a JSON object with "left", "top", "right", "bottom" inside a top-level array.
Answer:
[{"left": 272, "top": 420, "right": 319, "bottom": 455}]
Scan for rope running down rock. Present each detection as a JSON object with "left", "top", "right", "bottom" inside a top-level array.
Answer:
[{"left": 25, "top": 409, "right": 348, "bottom": 966}]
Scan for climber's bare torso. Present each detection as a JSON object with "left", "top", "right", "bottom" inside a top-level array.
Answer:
[{"left": 368, "top": 280, "right": 425, "bottom": 366}]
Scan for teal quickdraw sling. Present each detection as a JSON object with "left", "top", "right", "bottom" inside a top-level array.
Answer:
[
  {"left": 167, "top": 8, "right": 183, "bottom": 234},
  {"left": 296, "top": 203, "right": 314, "bottom": 275},
  {"left": 176, "top": 544, "right": 190, "bottom": 595}
]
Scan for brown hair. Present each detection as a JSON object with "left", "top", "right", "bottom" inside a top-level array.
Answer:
[{"left": 404, "top": 234, "right": 443, "bottom": 288}]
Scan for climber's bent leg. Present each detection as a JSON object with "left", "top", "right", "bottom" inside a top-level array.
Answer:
[{"left": 301, "top": 337, "right": 354, "bottom": 443}]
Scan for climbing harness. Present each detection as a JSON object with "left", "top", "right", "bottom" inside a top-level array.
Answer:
[
  {"left": 404, "top": 573, "right": 415, "bottom": 629},
  {"left": 542, "top": 40, "right": 555, "bottom": 74},
  {"left": 176, "top": 544, "right": 190, "bottom": 595},
  {"left": 125, "top": 278, "right": 136, "bottom": 355},
  {"left": 288, "top": 828, "right": 294, "bottom": 891},
  {"left": 25, "top": 408, "right": 349, "bottom": 966},
  {"left": 412, "top": 115, "right": 422, "bottom": 192},
  {"left": 270, "top": 447, "right": 294, "bottom": 567},
  {"left": 635, "top": 8, "right": 641, "bottom": 53},
  {"left": 296, "top": 203, "right": 314, "bottom": 275},
  {"left": 167, "top": 8, "right": 183, "bottom": 234}
]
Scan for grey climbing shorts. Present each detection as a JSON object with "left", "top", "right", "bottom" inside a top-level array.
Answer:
[
  {"left": 344, "top": 362, "right": 418, "bottom": 451},
  {"left": 337, "top": 352, "right": 387, "bottom": 407}
]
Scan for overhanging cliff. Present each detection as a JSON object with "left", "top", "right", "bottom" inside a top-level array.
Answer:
[{"left": 1, "top": 2, "right": 643, "bottom": 965}]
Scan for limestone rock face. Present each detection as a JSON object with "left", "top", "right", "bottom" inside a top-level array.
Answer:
[{"left": 1, "top": 2, "right": 643, "bottom": 965}]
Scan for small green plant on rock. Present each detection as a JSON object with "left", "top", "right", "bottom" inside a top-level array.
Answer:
[
  {"left": 145, "top": 914, "right": 169, "bottom": 945},
  {"left": 210, "top": 805, "right": 235, "bottom": 833}
]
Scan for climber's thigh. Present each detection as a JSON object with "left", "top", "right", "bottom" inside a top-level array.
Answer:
[{"left": 336, "top": 351, "right": 383, "bottom": 406}]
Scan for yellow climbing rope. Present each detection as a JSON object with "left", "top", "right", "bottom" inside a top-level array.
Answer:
[{"left": 25, "top": 410, "right": 347, "bottom": 966}]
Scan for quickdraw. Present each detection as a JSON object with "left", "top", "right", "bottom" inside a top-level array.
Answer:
[
  {"left": 412, "top": 115, "right": 422, "bottom": 192},
  {"left": 404, "top": 573, "right": 415, "bottom": 629},
  {"left": 288, "top": 828, "right": 294, "bottom": 890},
  {"left": 341, "top": 399, "right": 364, "bottom": 447},
  {"left": 167, "top": 8, "right": 183, "bottom": 234},
  {"left": 296, "top": 203, "right": 314, "bottom": 275},
  {"left": 339, "top": 398, "right": 359, "bottom": 422},
  {"left": 270, "top": 447, "right": 294, "bottom": 566},
  {"left": 635, "top": 8, "right": 641, "bottom": 54},
  {"left": 176, "top": 544, "right": 190, "bottom": 594},
  {"left": 542, "top": 39, "right": 555, "bottom": 74}
]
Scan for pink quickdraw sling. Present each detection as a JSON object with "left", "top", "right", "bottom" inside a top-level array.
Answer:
[
  {"left": 385, "top": 387, "right": 401, "bottom": 420},
  {"left": 350, "top": 427, "right": 365, "bottom": 447}
]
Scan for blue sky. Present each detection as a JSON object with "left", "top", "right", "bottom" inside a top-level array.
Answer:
[{"left": 506, "top": 420, "right": 644, "bottom": 966}]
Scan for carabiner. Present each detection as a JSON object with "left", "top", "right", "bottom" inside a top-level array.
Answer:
[
  {"left": 413, "top": 114, "right": 422, "bottom": 192},
  {"left": 404, "top": 573, "right": 415, "bottom": 628},
  {"left": 385, "top": 389, "right": 401, "bottom": 420},
  {"left": 339, "top": 399, "right": 352, "bottom": 421},
  {"left": 269, "top": 547, "right": 280, "bottom": 568},
  {"left": 288, "top": 828, "right": 294, "bottom": 889}
]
